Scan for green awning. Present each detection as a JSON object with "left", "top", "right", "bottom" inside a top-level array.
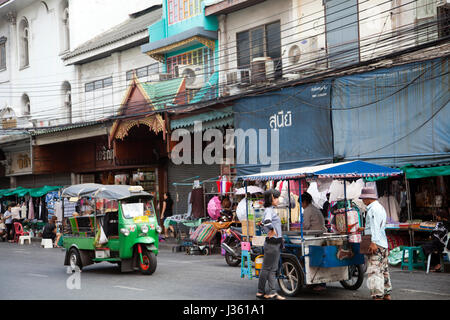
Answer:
[
  {"left": 365, "top": 164, "right": 450, "bottom": 181},
  {"left": 170, "top": 106, "right": 233, "bottom": 132},
  {"left": 29, "top": 185, "right": 62, "bottom": 197},
  {"left": 400, "top": 165, "right": 450, "bottom": 179},
  {"left": 3, "top": 187, "right": 30, "bottom": 197},
  {"left": 0, "top": 185, "right": 62, "bottom": 198}
]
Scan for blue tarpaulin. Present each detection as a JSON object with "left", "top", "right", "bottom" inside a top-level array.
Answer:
[
  {"left": 233, "top": 81, "right": 333, "bottom": 176},
  {"left": 238, "top": 160, "right": 402, "bottom": 181},
  {"left": 332, "top": 57, "right": 450, "bottom": 167}
]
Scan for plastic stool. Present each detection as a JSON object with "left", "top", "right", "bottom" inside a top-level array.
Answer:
[
  {"left": 19, "top": 235, "right": 31, "bottom": 245},
  {"left": 401, "top": 246, "right": 426, "bottom": 271},
  {"left": 41, "top": 238, "right": 53, "bottom": 248},
  {"left": 240, "top": 242, "right": 253, "bottom": 280}
]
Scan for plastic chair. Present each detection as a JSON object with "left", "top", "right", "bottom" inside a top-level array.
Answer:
[
  {"left": 13, "top": 222, "right": 28, "bottom": 243},
  {"left": 400, "top": 246, "right": 426, "bottom": 271}
]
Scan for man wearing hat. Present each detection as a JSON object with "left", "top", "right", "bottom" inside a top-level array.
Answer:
[{"left": 359, "top": 187, "right": 392, "bottom": 300}]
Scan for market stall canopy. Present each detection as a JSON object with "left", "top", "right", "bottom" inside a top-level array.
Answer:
[
  {"left": 237, "top": 161, "right": 403, "bottom": 181},
  {"left": 3, "top": 187, "right": 31, "bottom": 197},
  {"left": 28, "top": 186, "right": 62, "bottom": 197},
  {"left": 400, "top": 164, "right": 450, "bottom": 179}
]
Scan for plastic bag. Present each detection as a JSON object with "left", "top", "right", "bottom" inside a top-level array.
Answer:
[{"left": 388, "top": 246, "right": 405, "bottom": 265}]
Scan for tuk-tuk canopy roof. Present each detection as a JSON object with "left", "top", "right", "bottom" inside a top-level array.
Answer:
[
  {"left": 62, "top": 184, "right": 152, "bottom": 200},
  {"left": 238, "top": 160, "right": 403, "bottom": 181}
]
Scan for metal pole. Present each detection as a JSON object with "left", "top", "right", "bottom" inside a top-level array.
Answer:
[
  {"left": 287, "top": 180, "right": 291, "bottom": 232},
  {"left": 405, "top": 175, "right": 414, "bottom": 246},
  {"left": 343, "top": 180, "right": 348, "bottom": 237},
  {"left": 298, "top": 179, "right": 303, "bottom": 241},
  {"left": 245, "top": 180, "right": 249, "bottom": 241}
]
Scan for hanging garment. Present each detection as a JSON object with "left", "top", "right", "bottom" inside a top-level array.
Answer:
[
  {"left": 276, "top": 181, "right": 289, "bottom": 206},
  {"left": 54, "top": 201, "right": 63, "bottom": 222},
  {"left": 290, "top": 194, "right": 300, "bottom": 223},
  {"left": 289, "top": 180, "right": 300, "bottom": 196},
  {"left": 378, "top": 196, "right": 400, "bottom": 223},
  {"left": 190, "top": 188, "right": 205, "bottom": 218}
]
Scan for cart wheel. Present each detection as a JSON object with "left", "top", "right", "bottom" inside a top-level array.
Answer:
[
  {"left": 68, "top": 247, "right": 82, "bottom": 271},
  {"left": 340, "top": 264, "right": 364, "bottom": 290},
  {"left": 202, "top": 246, "right": 210, "bottom": 255},
  {"left": 277, "top": 257, "right": 302, "bottom": 297},
  {"left": 139, "top": 249, "right": 157, "bottom": 275}
]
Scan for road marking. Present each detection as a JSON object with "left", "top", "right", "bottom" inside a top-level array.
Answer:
[
  {"left": 400, "top": 288, "right": 450, "bottom": 297},
  {"left": 113, "top": 285, "right": 146, "bottom": 292},
  {"left": 27, "top": 273, "right": 49, "bottom": 278}
]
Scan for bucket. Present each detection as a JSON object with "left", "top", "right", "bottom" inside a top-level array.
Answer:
[{"left": 255, "top": 255, "right": 264, "bottom": 277}]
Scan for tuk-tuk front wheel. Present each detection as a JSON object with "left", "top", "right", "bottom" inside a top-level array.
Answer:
[
  {"left": 340, "top": 264, "right": 364, "bottom": 290},
  {"left": 138, "top": 248, "right": 157, "bottom": 275}
]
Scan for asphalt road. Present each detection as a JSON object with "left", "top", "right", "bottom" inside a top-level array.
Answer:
[{"left": 1, "top": 241, "right": 449, "bottom": 300}]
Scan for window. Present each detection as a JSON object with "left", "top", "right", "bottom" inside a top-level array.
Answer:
[
  {"left": 62, "top": 7, "right": 70, "bottom": 51},
  {"left": 21, "top": 94, "right": 30, "bottom": 116},
  {"left": 415, "top": 0, "right": 438, "bottom": 45},
  {"left": 126, "top": 63, "right": 160, "bottom": 81},
  {"left": 62, "top": 81, "right": 72, "bottom": 124},
  {"left": 0, "top": 37, "right": 6, "bottom": 70},
  {"left": 85, "top": 77, "right": 113, "bottom": 92},
  {"left": 19, "top": 18, "right": 30, "bottom": 68},
  {"left": 167, "top": 0, "right": 203, "bottom": 25},
  {"left": 166, "top": 47, "right": 214, "bottom": 77},
  {"left": 236, "top": 21, "right": 282, "bottom": 77},
  {"left": 84, "top": 77, "right": 114, "bottom": 121}
]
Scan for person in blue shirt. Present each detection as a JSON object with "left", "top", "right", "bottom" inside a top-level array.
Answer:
[
  {"left": 359, "top": 187, "right": 392, "bottom": 300},
  {"left": 256, "top": 189, "right": 286, "bottom": 300}
]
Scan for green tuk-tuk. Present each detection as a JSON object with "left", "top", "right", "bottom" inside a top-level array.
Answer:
[{"left": 62, "top": 184, "right": 161, "bottom": 275}]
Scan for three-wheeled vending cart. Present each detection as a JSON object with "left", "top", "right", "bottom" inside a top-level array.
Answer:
[
  {"left": 238, "top": 161, "right": 403, "bottom": 296},
  {"left": 62, "top": 184, "right": 161, "bottom": 275}
]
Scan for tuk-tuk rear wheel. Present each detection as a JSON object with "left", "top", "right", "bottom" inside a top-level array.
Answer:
[
  {"left": 68, "top": 248, "right": 82, "bottom": 271},
  {"left": 277, "top": 257, "right": 302, "bottom": 297},
  {"left": 139, "top": 249, "right": 157, "bottom": 275}
]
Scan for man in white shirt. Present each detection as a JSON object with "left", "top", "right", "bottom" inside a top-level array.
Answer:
[{"left": 359, "top": 187, "right": 392, "bottom": 300}]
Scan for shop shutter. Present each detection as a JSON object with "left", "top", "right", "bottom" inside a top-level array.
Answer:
[
  {"left": 168, "top": 163, "right": 220, "bottom": 216},
  {"left": 15, "top": 173, "right": 71, "bottom": 188}
]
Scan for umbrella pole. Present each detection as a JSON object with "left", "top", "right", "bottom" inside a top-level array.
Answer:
[
  {"left": 245, "top": 181, "right": 249, "bottom": 242},
  {"left": 287, "top": 180, "right": 291, "bottom": 231},
  {"left": 344, "top": 180, "right": 348, "bottom": 238},
  {"left": 298, "top": 179, "right": 303, "bottom": 241}
]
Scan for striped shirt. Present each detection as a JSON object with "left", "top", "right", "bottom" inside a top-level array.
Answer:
[{"left": 262, "top": 206, "right": 283, "bottom": 239}]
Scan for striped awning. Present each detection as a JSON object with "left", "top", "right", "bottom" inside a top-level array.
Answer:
[
  {"left": 170, "top": 106, "right": 233, "bottom": 132},
  {"left": 238, "top": 160, "right": 403, "bottom": 181}
]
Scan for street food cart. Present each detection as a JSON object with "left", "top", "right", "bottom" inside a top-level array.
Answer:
[
  {"left": 61, "top": 184, "right": 161, "bottom": 275},
  {"left": 238, "top": 160, "right": 403, "bottom": 296}
]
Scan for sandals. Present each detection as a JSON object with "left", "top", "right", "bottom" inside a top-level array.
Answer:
[{"left": 256, "top": 293, "right": 265, "bottom": 299}]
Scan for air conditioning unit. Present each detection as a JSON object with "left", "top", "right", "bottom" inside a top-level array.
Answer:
[
  {"left": 251, "top": 57, "right": 275, "bottom": 83},
  {"left": 177, "top": 64, "right": 205, "bottom": 89},
  {"left": 226, "top": 69, "right": 251, "bottom": 85}
]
